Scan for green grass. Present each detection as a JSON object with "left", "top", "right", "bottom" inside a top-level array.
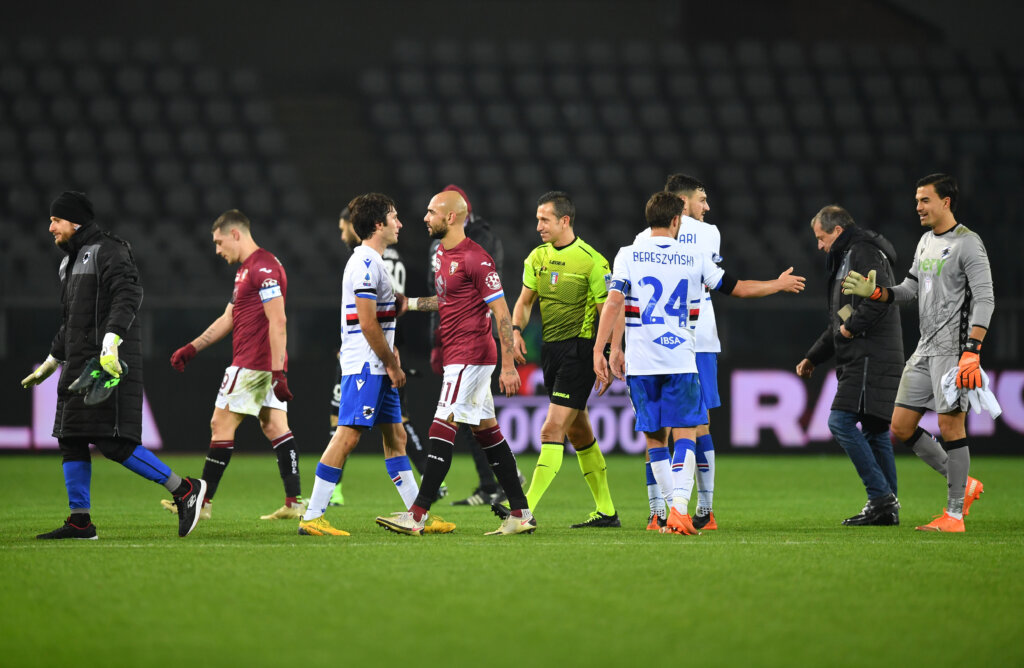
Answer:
[{"left": 2, "top": 453, "right": 1022, "bottom": 668}]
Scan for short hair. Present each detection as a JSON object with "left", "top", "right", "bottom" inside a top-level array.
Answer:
[
  {"left": 347, "top": 192, "right": 395, "bottom": 240},
  {"left": 537, "top": 191, "right": 575, "bottom": 226},
  {"left": 811, "top": 205, "right": 854, "bottom": 233},
  {"left": 664, "top": 173, "right": 705, "bottom": 197},
  {"left": 339, "top": 205, "right": 351, "bottom": 221},
  {"left": 646, "top": 191, "right": 685, "bottom": 229},
  {"left": 917, "top": 173, "right": 958, "bottom": 212},
  {"left": 212, "top": 209, "right": 251, "bottom": 233}
]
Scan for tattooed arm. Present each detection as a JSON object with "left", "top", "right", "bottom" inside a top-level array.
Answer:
[
  {"left": 191, "top": 303, "right": 234, "bottom": 352},
  {"left": 406, "top": 295, "right": 439, "bottom": 312},
  {"left": 488, "top": 296, "right": 521, "bottom": 397}
]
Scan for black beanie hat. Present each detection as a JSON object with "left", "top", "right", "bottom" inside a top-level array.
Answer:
[{"left": 50, "top": 191, "right": 95, "bottom": 226}]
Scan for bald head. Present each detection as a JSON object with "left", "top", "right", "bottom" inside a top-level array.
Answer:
[{"left": 432, "top": 190, "right": 468, "bottom": 225}]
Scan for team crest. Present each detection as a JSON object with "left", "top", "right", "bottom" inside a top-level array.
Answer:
[
  {"left": 362, "top": 406, "right": 375, "bottom": 418},
  {"left": 449, "top": 261, "right": 459, "bottom": 275},
  {"left": 81, "top": 251, "right": 91, "bottom": 265},
  {"left": 940, "top": 246, "right": 952, "bottom": 259}
]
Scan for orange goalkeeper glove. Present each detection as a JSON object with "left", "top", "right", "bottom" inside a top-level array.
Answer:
[{"left": 956, "top": 338, "right": 983, "bottom": 390}]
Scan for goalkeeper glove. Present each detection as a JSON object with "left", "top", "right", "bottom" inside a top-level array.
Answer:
[
  {"left": 100, "top": 333, "right": 122, "bottom": 378},
  {"left": 21, "top": 355, "right": 61, "bottom": 388},
  {"left": 957, "top": 338, "right": 983, "bottom": 390},
  {"left": 841, "top": 270, "right": 882, "bottom": 299}
]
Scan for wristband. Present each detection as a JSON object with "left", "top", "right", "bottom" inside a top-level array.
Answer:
[
  {"left": 964, "top": 338, "right": 982, "bottom": 354},
  {"left": 407, "top": 297, "right": 418, "bottom": 311},
  {"left": 512, "top": 325, "right": 522, "bottom": 333}
]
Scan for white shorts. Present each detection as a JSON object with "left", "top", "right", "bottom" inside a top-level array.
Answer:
[
  {"left": 215, "top": 366, "right": 288, "bottom": 417},
  {"left": 434, "top": 364, "right": 495, "bottom": 425}
]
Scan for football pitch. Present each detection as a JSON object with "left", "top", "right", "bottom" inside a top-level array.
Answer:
[{"left": 2, "top": 453, "right": 1021, "bottom": 668}]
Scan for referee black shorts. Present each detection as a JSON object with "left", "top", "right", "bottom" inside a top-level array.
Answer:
[{"left": 541, "top": 337, "right": 596, "bottom": 410}]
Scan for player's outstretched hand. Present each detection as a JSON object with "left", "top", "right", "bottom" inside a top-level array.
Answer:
[
  {"left": 272, "top": 370, "right": 294, "bottom": 402},
  {"left": 778, "top": 267, "right": 806, "bottom": 293},
  {"left": 170, "top": 343, "right": 197, "bottom": 372},
  {"left": 499, "top": 368, "right": 520, "bottom": 397},
  {"left": 395, "top": 293, "right": 408, "bottom": 317},
  {"left": 795, "top": 358, "right": 814, "bottom": 379},
  {"left": 513, "top": 330, "right": 527, "bottom": 365}
]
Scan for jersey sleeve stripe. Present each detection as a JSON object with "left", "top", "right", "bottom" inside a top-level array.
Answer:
[{"left": 483, "top": 290, "right": 504, "bottom": 303}]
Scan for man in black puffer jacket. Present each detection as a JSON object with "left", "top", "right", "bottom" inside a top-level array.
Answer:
[
  {"left": 796, "top": 205, "right": 904, "bottom": 526},
  {"left": 21, "top": 191, "right": 205, "bottom": 539}
]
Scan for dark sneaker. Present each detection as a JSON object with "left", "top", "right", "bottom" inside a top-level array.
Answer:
[
  {"left": 174, "top": 477, "right": 207, "bottom": 537},
  {"left": 646, "top": 513, "right": 667, "bottom": 531},
  {"left": 570, "top": 512, "right": 621, "bottom": 528},
  {"left": 452, "top": 487, "right": 498, "bottom": 506},
  {"left": 693, "top": 511, "right": 718, "bottom": 530},
  {"left": 842, "top": 493, "right": 899, "bottom": 526},
  {"left": 37, "top": 516, "right": 98, "bottom": 540},
  {"left": 490, "top": 502, "right": 511, "bottom": 520}
]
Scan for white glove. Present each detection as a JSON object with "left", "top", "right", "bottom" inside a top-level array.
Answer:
[
  {"left": 22, "top": 355, "right": 61, "bottom": 388},
  {"left": 100, "top": 332, "right": 122, "bottom": 378}
]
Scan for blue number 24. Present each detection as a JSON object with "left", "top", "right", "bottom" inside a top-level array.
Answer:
[{"left": 637, "top": 276, "right": 689, "bottom": 327}]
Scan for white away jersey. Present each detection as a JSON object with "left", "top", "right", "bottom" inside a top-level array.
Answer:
[
  {"left": 635, "top": 215, "right": 722, "bottom": 352},
  {"left": 611, "top": 235, "right": 725, "bottom": 375},
  {"left": 340, "top": 245, "right": 396, "bottom": 375}
]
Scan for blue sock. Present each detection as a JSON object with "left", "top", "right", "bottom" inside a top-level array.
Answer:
[
  {"left": 385, "top": 455, "right": 419, "bottom": 509},
  {"left": 645, "top": 461, "right": 657, "bottom": 486},
  {"left": 63, "top": 461, "right": 92, "bottom": 510},
  {"left": 305, "top": 462, "right": 343, "bottom": 520},
  {"left": 695, "top": 434, "right": 715, "bottom": 509},
  {"left": 671, "top": 439, "right": 697, "bottom": 511},
  {"left": 316, "top": 462, "right": 343, "bottom": 484},
  {"left": 121, "top": 446, "right": 171, "bottom": 484},
  {"left": 649, "top": 446, "right": 670, "bottom": 464},
  {"left": 384, "top": 455, "right": 411, "bottom": 482},
  {"left": 672, "top": 439, "right": 696, "bottom": 466},
  {"left": 696, "top": 434, "right": 714, "bottom": 462}
]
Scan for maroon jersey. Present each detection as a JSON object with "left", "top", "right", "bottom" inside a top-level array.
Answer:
[
  {"left": 230, "top": 247, "right": 288, "bottom": 371},
  {"left": 433, "top": 237, "right": 504, "bottom": 366}
]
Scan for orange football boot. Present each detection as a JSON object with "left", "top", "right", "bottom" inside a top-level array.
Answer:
[
  {"left": 915, "top": 510, "right": 965, "bottom": 533},
  {"left": 963, "top": 477, "right": 984, "bottom": 516},
  {"left": 660, "top": 507, "right": 700, "bottom": 535},
  {"left": 647, "top": 513, "right": 666, "bottom": 531}
]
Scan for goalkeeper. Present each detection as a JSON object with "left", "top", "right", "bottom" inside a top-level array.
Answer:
[{"left": 842, "top": 174, "right": 993, "bottom": 533}]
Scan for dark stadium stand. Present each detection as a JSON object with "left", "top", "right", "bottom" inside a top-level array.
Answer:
[
  {"left": 0, "top": 37, "right": 320, "bottom": 301},
  {"left": 1, "top": 34, "right": 1020, "bottom": 343}
]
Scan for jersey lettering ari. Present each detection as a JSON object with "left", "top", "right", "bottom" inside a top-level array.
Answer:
[
  {"left": 610, "top": 235, "right": 725, "bottom": 376},
  {"left": 523, "top": 237, "right": 610, "bottom": 342},
  {"left": 635, "top": 215, "right": 722, "bottom": 352},
  {"left": 230, "top": 247, "right": 287, "bottom": 371},
  {"left": 433, "top": 237, "right": 503, "bottom": 366},
  {"left": 340, "top": 245, "right": 396, "bottom": 375},
  {"left": 890, "top": 224, "right": 994, "bottom": 357}
]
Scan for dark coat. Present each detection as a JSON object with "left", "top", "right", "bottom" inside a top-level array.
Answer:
[
  {"left": 49, "top": 223, "right": 144, "bottom": 442},
  {"left": 805, "top": 224, "right": 904, "bottom": 423}
]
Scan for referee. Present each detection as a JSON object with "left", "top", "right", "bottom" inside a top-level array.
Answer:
[{"left": 507, "top": 191, "right": 619, "bottom": 528}]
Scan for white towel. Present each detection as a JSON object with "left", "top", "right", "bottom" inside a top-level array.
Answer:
[{"left": 941, "top": 366, "right": 1002, "bottom": 420}]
